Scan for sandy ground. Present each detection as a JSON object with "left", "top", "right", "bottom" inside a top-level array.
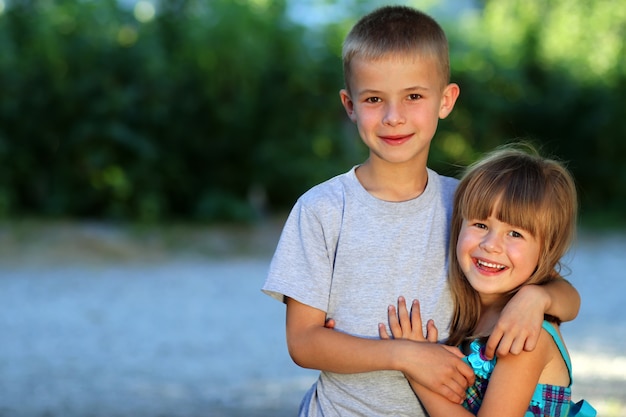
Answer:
[{"left": 0, "top": 221, "right": 624, "bottom": 416}]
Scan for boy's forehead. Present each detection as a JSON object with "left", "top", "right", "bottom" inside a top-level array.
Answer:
[{"left": 348, "top": 53, "right": 445, "bottom": 90}]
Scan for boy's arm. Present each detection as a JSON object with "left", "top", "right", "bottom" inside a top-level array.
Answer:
[
  {"left": 286, "top": 297, "right": 474, "bottom": 403},
  {"left": 409, "top": 380, "right": 475, "bottom": 417},
  {"left": 485, "top": 278, "right": 580, "bottom": 359}
]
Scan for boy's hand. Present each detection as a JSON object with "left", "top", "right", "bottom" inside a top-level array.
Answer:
[
  {"left": 485, "top": 285, "right": 546, "bottom": 359},
  {"left": 398, "top": 341, "right": 473, "bottom": 404},
  {"left": 378, "top": 296, "right": 438, "bottom": 343}
]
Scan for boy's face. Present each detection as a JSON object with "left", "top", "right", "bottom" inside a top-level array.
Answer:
[{"left": 340, "top": 54, "right": 458, "bottom": 167}]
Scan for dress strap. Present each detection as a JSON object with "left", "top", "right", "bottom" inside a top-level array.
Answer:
[{"left": 541, "top": 321, "right": 573, "bottom": 386}]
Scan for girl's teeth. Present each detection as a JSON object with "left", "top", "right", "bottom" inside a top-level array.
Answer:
[{"left": 477, "top": 260, "right": 505, "bottom": 270}]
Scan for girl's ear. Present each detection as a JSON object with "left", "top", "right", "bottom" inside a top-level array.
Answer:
[
  {"left": 439, "top": 83, "right": 460, "bottom": 119},
  {"left": 339, "top": 89, "right": 357, "bottom": 123}
]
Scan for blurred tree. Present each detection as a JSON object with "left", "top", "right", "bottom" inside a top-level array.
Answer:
[
  {"left": 0, "top": 0, "right": 623, "bottom": 225},
  {"left": 435, "top": 0, "right": 626, "bottom": 225}
]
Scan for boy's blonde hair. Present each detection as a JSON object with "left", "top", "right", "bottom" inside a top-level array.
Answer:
[
  {"left": 447, "top": 144, "right": 578, "bottom": 346},
  {"left": 342, "top": 6, "right": 451, "bottom": 92}
]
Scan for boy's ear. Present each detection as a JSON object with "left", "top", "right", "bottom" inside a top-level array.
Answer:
[
  {"left": 339, "top": 89, "right": 357, "bottom": 122},
  {"left": 438, "top": 83, "right": 460, "bottom": 119}
]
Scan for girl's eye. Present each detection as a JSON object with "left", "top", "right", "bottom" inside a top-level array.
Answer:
[
  {"left": 510, "top": 229, "right": 533, "bottom": 239},
  {"left": 473, "top": 222, "right": 487, "bottom": 230}
]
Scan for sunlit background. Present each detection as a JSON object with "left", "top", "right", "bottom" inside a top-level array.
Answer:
[{"left": 0, "top": 0, "right": 624, "bottom": 416}]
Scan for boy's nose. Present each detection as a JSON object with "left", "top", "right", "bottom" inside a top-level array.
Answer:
[{"left": 383, "top": 104, "right": 405, "bottom": 126}]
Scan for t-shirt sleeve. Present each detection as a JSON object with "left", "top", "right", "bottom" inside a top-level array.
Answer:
[{"left": 261, "top": 199, "right": 335, "bottom": 312}]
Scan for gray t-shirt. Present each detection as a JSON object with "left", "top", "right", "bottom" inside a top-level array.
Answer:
[{"left": 263, "top": 166, "right": 457, "bottom": 417}]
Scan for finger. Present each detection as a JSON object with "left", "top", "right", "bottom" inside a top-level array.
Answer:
[
  {"left": 503, "top": 335, "right": 526, "bottom": 357},
  {"left": 494, "top": 333, "right": 517, "bottom": 358},
  {"left": 484, "top": 328, "right": 503, "bottom": 359},
  {"left": 378, "top": 323, "right": 391, "bottom": 340},
  {"left": 440, "top": 354, "right": 475, "bottom": 397},
  {"left": 409, "top": 299, "right": 424, "bottom": 339},
  {"left": 397, "top": 296, "right": 411, "bottom": 337},
  {"left": 458, "top": 359, "right": 476, "bottom": 387},
  {"left": 324, "top": 318, "right": 336, "bottom": 329},
  {"left": 388, "top": 305, "right": 402, "bottom": 338},
  {"left": 442, "top": 368, "right": 471, "bottom": 404},
  {"left": 426, "top": 319, "right": 438, "bottom": 342},
  {"left": 406, "top": 375, "right": 463, "bottom": 405},
  {"left": 442, "top": 345, "right": 466, "bottom": 359},
  {"left": 523, "top": 331, "right": 539, "bottom": 352},
  {"left": 438, "top": 385, "right": 464, "bottom": 405}
]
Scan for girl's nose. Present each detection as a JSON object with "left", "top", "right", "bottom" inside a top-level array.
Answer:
[{"left": 479, "top": 232, "right": 502, "bottom": 253}]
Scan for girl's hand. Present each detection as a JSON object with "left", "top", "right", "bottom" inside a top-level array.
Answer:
[
  {"left": 379, "top": 296, "right": 439, "bottom": 343},
  {"left": 381, "top": 297, "right": 472, "bottom": 403},
  {"left": 485, "top": 285, "right": 545, "bottom": 359},
  {"left": 325, "top": 297, "right": 472, "bottom": 403}
]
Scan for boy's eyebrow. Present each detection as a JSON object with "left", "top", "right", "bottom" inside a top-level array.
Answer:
[
  {"left": 356, "top": 86, "right": 431, "bottom": 96},
  {"left": 403, "top": 85, "right": 432, "bottom": 93}
]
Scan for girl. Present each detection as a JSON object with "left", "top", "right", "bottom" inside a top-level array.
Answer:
[{"left": 381, "top": 145, "right": 596, "bottom": 416}]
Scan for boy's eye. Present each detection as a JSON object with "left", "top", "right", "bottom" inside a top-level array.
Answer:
[
  {"left": 365, "top": 97, "right": 381, "bottom": 103},
  {"left": 408, "top": 93, "right": 422, "bottom": 100}
]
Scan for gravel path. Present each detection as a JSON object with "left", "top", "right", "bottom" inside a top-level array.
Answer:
[{"left": 0, "top": 222, "right": 624, "bottom": 416}]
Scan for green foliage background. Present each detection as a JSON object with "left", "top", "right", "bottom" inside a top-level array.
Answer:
[{"left": 0, "top": 0, "right": 624, "bottom": 225}]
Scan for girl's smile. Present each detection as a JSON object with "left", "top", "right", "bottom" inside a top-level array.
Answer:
[{"left": 474, "top": 258, "right": 507, "bottom": 273}]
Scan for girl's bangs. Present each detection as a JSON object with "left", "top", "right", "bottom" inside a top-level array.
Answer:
[{"left": 460, "top": 171, "right": 543, "bottom": 236}]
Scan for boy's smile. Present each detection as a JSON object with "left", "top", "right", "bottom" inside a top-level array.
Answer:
[{"left": 379, "top": 133, "right": 413, "bottom": 146}]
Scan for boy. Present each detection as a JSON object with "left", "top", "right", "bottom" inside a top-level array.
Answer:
[{"left": 262, "top": 6, "right": 580, "bottom": 417}]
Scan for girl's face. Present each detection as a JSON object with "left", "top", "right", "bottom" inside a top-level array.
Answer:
[{"left": 456, "top": 215, "right": 541, "bottom": 306}]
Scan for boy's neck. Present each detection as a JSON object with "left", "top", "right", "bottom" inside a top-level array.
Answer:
[{"left": 355, "top": 159, "right": 429, "bottom": 202}]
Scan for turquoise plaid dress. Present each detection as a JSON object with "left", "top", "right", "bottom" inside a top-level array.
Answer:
[{"left": 461, "top": 321, "right": 596, "bottom": 417}]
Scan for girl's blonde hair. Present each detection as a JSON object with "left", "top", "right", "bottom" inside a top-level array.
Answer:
[
  {"left": 446, "top": 144, "right": 578, "bottom": 346},
  {"left": 342, "top": 6, "right": 450, "bottom": 92}
]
